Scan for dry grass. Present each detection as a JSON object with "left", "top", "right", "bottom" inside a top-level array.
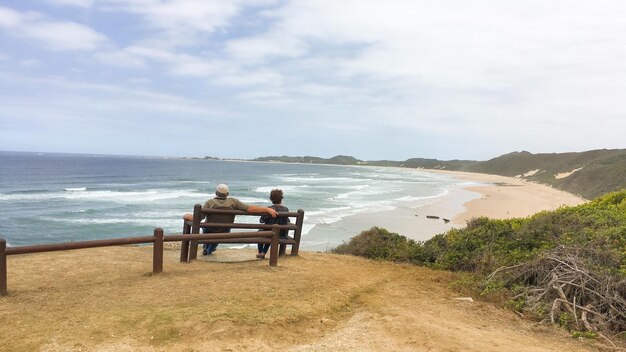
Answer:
[{"left": 0, "top": 247, "right": 606, "bottom": 351}]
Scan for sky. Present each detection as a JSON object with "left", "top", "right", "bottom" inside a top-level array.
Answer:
[{"left": 0, "top": 1, "right": 625, "bottom": 161}]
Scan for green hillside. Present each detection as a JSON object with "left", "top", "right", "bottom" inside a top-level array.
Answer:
[
  {"left": 464, "top": 149, "right": 626, "bottom": 199},
  {"left": 254, "top": 149, "right": 626, "bottom": 199}
]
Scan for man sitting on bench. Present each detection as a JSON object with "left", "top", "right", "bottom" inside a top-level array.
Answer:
[
  {"left": 257, "top": 189, "right": 290, "bottom": 259},
  {"left": 183, "top": 184, "right": 277, "bottom": 255}
]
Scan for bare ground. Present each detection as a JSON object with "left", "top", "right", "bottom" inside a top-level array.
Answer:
[{"left": 0, "top": 247, "right": 613, "bottom": 351}]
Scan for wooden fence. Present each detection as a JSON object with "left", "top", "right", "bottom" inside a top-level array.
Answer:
[{"left": 0, "top": 226, "right": 281, "bottom": 297}]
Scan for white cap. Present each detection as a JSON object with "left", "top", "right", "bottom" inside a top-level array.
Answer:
[{"left": 216, "top": 184, "right": 229, "bottom": 195}]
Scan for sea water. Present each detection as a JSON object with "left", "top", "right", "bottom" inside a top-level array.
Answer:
[{"left": 0, "top": 151, "right": 468, "bottom": 249}]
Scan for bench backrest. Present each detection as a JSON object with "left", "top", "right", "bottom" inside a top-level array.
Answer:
[{"left": 204, "top": 207, "right": 236, "bottom": 233}]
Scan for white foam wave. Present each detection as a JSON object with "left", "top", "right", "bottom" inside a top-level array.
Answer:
[
  {"left": 42, "top": 217, "right": 182, "bottom": 228},
  {"left": 303, "top": 202, "right": 396, "bottom": 229},
  {"left": 253, "top": 185, "right": 308, "bottom": 193},
  {"left": 393, "top": 188, "right": 449, "bottom": 202},
  {"left": 237, "top": 197, "right": 269, "bottom": 203},
  {"left": 0, "top": 192, "right": 57, "bottom": 201},
  {"left": 131, "top": 210, "right": 188, "bottom": 218},
  {"left": 394, "top": 196, "right": 426, "bottom": 202},
  {"left": 64, "top": 187, "right": 86, "bottom": 191},
  {"left": 334, "top": 186, "right": 402, "bottom": 200},
  {"left": 301, "top": 224, "right": 315, "bottom": 235},
  {"left": 277, "top": 176, "right": 369, "bottom": 184},
  {"left": 0, "top": 189, "right": 203, "bottom": 202},
  {"left": 63, "top": 189, "right": 201, "bottom": 203},
  {"left": 305, "top": 206, "right": 352, "bottom": 216}
]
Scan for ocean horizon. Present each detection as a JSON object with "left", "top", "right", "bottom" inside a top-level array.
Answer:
[{"left": 0, "top": 150, "right": 475, "bottom": 249}]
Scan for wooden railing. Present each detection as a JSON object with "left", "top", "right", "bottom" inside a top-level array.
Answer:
[{"left": 0, "top": 225, "right": 281, "bottom": 297}]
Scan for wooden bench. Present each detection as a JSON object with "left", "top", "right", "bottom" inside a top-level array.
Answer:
[{"left": 180, "top": 204, "right": 305, "bottom": 264}]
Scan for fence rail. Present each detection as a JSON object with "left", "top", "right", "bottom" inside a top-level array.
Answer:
[{"left": 0, "top": 225, "right": 280, "bottom": 297}]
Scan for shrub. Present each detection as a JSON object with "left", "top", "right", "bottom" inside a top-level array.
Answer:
[{"left": 332, "top": 227, "right": 418, "bottom": 261}]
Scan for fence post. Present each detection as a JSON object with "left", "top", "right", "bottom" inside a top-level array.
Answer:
[
  {"left": 180, "top": 221, "right": 191, "bottom": 263},
  {"left": 292, "top": 209, "right": 304, "bottom": 256},
  {"left": 269, "top": 225, "right": 279, "bottom": 267},
  {"left": 188, "top": 204, "right": 202, "bottom": 261},
  {"left": 1, "top": 238, "right": 7, "bottom": 296},
  {"left": 153, "top": 228, "right": 164, "bottom": 274}
]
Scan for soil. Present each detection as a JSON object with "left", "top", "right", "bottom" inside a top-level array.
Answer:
[{"left": 0, "top": 247, "right": 614, "bottom": 351}]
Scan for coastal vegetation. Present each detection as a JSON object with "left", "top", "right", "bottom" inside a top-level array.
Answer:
[
  {"left": 254, "top": 148, "right": 626, "bottom": 199},
  {"left": 333, "top": 189, "right": 626, "bottom": 343}
]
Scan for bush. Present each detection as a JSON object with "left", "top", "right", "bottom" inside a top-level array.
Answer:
[{"left": 332, "top": 227, "right": 419, "bottom": 261}]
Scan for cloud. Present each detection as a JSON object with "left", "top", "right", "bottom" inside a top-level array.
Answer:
[
  {"left": 222, "top": 1, "right": 626, "bottom": 120},
  {"left": 19, "top": 59, "right": 40, "bottom": 67},
  {"left": 21, "top": 21, "right": 106, "bottom": 50},
  {"left": 226, "top": 34, "right": 305, "bottom": 62},
  {"left": 94, "top": 50, "right": 147, "bottom": 68},
  {"left": 123, "top": 45, "right": 224, "bottom": 75},
  {"left": 41, "top": 0, "right": 94, "bottom": 7},
  {"left": 0, "top": 73, "right": 230, "bottom": 123},
  {"left": 97, "top": 44, "right": 284, "bottom": 85},
  {"left": 0, "top": 6, "right": 22, "bottom": 27},
  {"left": 102, "top": 0, "right": 278, "bottom": 47},
  {"left": 0, "top": 6, "right": 106, "bottom": 50}
]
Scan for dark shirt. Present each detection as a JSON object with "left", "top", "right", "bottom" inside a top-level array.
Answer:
[{"left": 260, "top": 204, "right": 290, "bottom": 237}]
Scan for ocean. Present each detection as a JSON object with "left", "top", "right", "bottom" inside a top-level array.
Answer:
[{"left": 0, "top": 151, "right": 470, "bottom": 250}]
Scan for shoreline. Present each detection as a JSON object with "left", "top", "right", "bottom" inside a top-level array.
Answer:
[
  {"left": 427, "top": 170, "right": 586, "bottom": 224},
  {"left": 302, "top": 169, "right": 586, "bottom": 250}
]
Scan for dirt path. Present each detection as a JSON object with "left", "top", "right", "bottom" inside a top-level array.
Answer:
[
  {"left": 288, "top": 266, "right": 600, "bottom": 352},
  {"left": 0, "top": 248, "right": 609, "bottom": 351}
]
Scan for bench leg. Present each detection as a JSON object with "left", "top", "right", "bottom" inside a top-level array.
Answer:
[
  {"left": 189, "top": 241, "right": 199, "bottom": 261},
  {"left": 269, "top": 226, "right": 279, "bottom": 267}
]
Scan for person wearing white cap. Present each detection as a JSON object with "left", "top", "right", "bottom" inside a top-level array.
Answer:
[{"left": 183, "top": 184, "right": 277, "bottom": 255}]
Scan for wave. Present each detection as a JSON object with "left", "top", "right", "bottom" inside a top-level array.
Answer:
[
  {"left": 64, "top": 187, "right": 86, "bottom": 191},
  {"left": 277, "top": 176, "right": 370, "bottom": 184},
  {"left": 303, "top": 202, "right": 396, "bottom": 228},
  {"left": 393, "top": 188, "right": 450, "bottom": 202},
  {"left": 42, "top": 217, "right": 182, "bottom": 228},
  {"left": 0, "top": 189, "right": 203, "bottom": 202},
  {"left": 233, "top": 197, "right": 268, "bottom": 204},
  {"left": 334, "top": 186, "right": 402, "bottom": 200},
  {"left": 253, "top": 185, "right": 310, "bottom": 193}
]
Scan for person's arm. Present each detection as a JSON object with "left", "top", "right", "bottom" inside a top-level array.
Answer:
[
  {"left": 183, "top": 200, "right": 210, "bottom": 221},
  {"left": 248, "top": 205, "right": 277, "bottom": 217}
]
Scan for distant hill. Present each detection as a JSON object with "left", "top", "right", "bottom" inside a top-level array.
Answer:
[
  {"left": 253, "top": 149, "right": 626, "bottom": 199},
  {"left": 254, "top": 155, "right": 363, "bottom": 165}
]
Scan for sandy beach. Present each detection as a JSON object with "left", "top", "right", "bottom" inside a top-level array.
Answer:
[
  {"left": 303, "top": 169, "right": 586, "bottom": 249},
  {"left": 434, "top": 170, "right": 587, "bottom": 224}
]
